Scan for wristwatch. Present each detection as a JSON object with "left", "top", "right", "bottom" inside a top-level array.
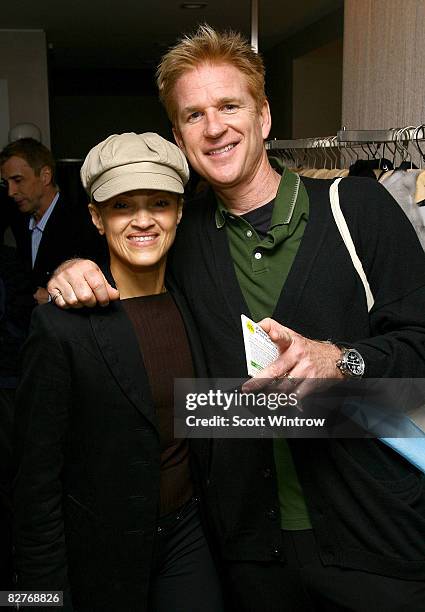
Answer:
[{"left": 336, "top": 348, "right": 365, "bottom": 378}]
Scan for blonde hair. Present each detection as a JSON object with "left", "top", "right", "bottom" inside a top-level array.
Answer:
[{"left": 156, "top": 24, "right": 266, "bottom": 125}]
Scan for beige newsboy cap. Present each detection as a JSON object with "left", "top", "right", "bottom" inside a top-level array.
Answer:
[{"left": 81, "top": 132, "right": 189, "bottom": 202}]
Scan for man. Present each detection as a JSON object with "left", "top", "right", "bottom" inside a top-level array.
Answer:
[
  {"left": 48, "top": 26, "right": 425, "bottom": 611},
  {"left": 0, "top": 138, "right": 105, "bottom": 304}
]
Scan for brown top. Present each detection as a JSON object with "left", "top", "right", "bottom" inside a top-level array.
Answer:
[{"left": 122, "top": 292, "right": 194, "bottom": 516}]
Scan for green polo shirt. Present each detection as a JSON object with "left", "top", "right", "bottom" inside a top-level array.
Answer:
[{"left": 215, "top": 166, "right": 312, "bottom": 530}]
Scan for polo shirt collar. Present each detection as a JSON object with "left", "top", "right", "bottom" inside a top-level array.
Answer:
[{"left": 214, "top": 167, "right": 300, "bottom": 228}]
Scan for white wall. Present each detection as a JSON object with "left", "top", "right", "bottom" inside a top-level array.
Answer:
[
  {"left": 342, "top": 0, "right": 425, "bottom": 130},
  {"left": 0, "top": 30, "right": 50, "bottom": 148}
]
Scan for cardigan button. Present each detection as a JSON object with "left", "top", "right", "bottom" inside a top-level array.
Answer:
[
  {"left": 271, "top": 546, "right": 282, "bottom": 559},
  {"left": 267, "top": 508, "right": 278, "bottom": 521},
  {"left": 263, "top": 468, "right": 272, "bottom": 479}
]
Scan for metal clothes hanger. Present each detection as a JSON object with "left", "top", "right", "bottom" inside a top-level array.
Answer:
[{"left": 413, "top": 125, "right": 425, "bottom": 169}]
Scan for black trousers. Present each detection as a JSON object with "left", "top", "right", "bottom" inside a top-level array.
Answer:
[
  {"left": 224, "top": 530, "right": 425, "bottom": 612},
  {"left": 149, "top": 498, "right": 224, "bottom": 612}
]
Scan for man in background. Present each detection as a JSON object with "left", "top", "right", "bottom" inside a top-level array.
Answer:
[{"left": 0, "top": 138, "right": 105, "bottom": 304}]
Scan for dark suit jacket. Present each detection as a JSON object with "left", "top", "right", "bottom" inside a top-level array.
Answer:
[
  {"left": 20, "top": 193, "right": 106, "bottom": 291},
  {"left": 14, "top": 284, "right": 205, "bottom": 612}
]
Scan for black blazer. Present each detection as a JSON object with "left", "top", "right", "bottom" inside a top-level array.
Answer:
[
  {"left": 20, "top": 193, "right": 106, "bottom": 291},
  {"left": 14, "top": 284, "right": 205, "bottom": 612}
]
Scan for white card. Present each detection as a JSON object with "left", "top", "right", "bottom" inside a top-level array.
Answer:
[{"left": 241, "top": 314, "right": 279, "bottom": 377}]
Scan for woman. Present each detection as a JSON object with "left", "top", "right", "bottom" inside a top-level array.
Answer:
[{"left": 13, "top": 133, "right": 223, "bottom": 612}]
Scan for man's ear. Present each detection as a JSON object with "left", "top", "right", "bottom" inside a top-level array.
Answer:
[
  {"left": 40, "top": 165, "right": 53, "bottom": 186},
  {"left": 173, "top": 126, "right": 186, "bottom": 155},
  {"left": 260, "top": 99, "right": 272, "bottom": 141},
  {"left": 88, "top": 203, "right": 105, "bottom": 235}
]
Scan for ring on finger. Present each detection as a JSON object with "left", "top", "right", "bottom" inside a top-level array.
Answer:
[{"left": 50, "top": 290, "right": 62, "bottom": 303}]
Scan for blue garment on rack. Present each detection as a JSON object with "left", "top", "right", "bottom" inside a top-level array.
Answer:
[{"left": 380, "top": 419, "right": 425, "bottom": 474}]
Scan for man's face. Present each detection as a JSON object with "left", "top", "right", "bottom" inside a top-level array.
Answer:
[
  {"left": 1, "top": 155, "right": 46, "bottom": 215},
  {"left": 172, "top": 62, "right": 271, "bottom": 192}
]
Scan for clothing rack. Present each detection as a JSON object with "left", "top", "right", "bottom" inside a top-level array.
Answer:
[
  {"left": 267, "top": 125, "right": 425, "bottom": 150},
  {"left": 266, "top": 125, "right": 425, "bottom": 253},
  {"left": 266, "top": 137, "right": 337, "bottom": 150},
  {"left": 337, "top": 127, "right": 425, "bottom": 144},
  {"left": 266, "top": 125, "right": 425, "bottom": 170}
]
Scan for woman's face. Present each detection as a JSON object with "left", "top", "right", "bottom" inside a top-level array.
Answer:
[{"left": 89, "top": 189, "right": 182, "bottom": 273}]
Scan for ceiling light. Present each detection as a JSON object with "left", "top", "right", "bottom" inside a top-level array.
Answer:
[{"left": 181, "top": 2, "right": 207, "bottom": 9}]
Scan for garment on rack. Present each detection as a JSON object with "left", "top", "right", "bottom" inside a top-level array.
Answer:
[
  {"left": 326, "top": 168, "right": 349, "bottom": 178},
  {"left": 349, "top": 158, "right": 393, "bottom": 180},
  {"left": 293, "top": 168, "right": 348, "bottom": 179},
  {"left": 380, "top": 169, "right": 425, "bottom": 249},
  {"left": 415, "top": 169, "right": 425, "bottom": 206}
]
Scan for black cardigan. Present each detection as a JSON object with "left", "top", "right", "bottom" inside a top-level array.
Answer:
[{"left": 168, "top": 176, "right": 425, "bottom": 579}]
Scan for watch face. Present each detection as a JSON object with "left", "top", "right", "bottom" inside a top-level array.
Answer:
[{"left": 345, "top": 349, "right": 365, "bottom": 376}]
